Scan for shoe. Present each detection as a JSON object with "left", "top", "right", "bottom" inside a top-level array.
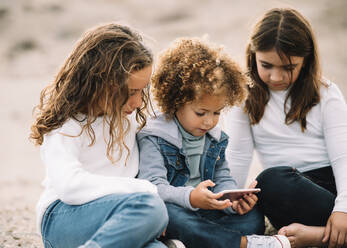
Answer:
[
  {"left": 246, "top": 234, "right": 291, "bottom": 248},
  {"left": 163, "top": 239, "right": 186, "bottom": 248}
]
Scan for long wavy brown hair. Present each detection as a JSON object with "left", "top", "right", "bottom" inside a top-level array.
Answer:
[
  {"left": 152, "top": 38, "right": 248, "bottom": 119},
  {"left": 245, "top": 8, "right": 322, "bottom": 131},
  {"left": 30, "top": 23, "right": 153, "bottom": 163}
]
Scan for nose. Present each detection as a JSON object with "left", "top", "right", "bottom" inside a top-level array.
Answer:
[
  {"left": 270, "top": 68, "right": 284, "bottom": 82},
  {"left": 129, "top": 93, "right": 143, "bottom": 110},
  {"left": 203, "top": 116, "right": 213, "bottom": 128}
]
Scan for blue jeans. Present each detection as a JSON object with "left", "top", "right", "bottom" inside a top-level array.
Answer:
[
  {"left": 164, "top": 203, "right": 264, "bottom": 248},
  {"left": 256, "top": 166, "right": 336, "bottom": 229},
  {"left": 41, "top": 193, "right": 169, "bottom": 248}
]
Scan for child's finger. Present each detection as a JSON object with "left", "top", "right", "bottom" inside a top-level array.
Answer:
[
  {"left": 239, "top": 203, "right": 251, "bottom": 215},
  {"left": 211, "top": 191, "right": 224, "bottom": 199},
  {"left": 200, "top": 180, "right": 215, "bottom": 188},
  {"left": 249, "top": 193, "right": 258, "bottom": 202},
  {"left": 231, "top": 200, "right": 239, "bottom": 211},
  {"left": 243, "top": 194, "right": 257, "bottom": 206},
  {"left": 237, "top": 203, "right": 245, "bottom": 215},
  {"left": 211, "top": 199, "right": 232, "bottom": 209},
  {"left": 248, "top": 180, "right": 258, "bottom": 189},
  {"left": 323, "top": 219, "right": 331, "bottom": 243},
  {"left": 238, "top": 198, "right": 251, "bottom": 211}
]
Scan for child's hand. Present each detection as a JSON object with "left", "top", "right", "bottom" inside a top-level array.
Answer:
[
  {"left": 231, "top": 193, "right": 258, "bottom": 215},
  {"left": 190, "top": 180, "right": 233, "bottom": 210},
  {"left": 232, "top": 180, "right": 258, "bottom": 215},
  {"left": 322, "top": 211, "right": 347, "bottom": 248}
]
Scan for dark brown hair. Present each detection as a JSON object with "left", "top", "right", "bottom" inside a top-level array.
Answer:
[
  {"left": 30, "top": 23, "right": 153, "bottom": 162},
  {"left": 245, "top": 8, "right": 322, "bottom": 131},
  {"left": 152, "top": 38, "right": 248, "bottom": 119}
]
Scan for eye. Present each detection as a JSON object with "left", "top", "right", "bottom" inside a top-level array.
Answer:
[
  {"left": 261, "top": 63, "right": 272, "bottom": 69},
  {"left": 195, "top": 112, "right": 205, "bottom": 117},
  {"left": 283, "top": 66, "right": 295, "bottom": 72},
  {"left": 214, "top": 112, "right": 221, "bottom": 116},
  {"left": 129, "top": 90, "right": 137, "bottom": 97}
]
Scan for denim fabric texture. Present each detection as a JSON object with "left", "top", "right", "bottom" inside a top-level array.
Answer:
[
  {"left": 157, "top": 133, "right": 228, "bottom": 187},
  {"left": 165, "top": 203, "right": 264, "bottom": 248},
  {"left": 256, "top": 166, "right": 336, "bottom": 229},
  {"left": 137, "top": 115, "right": 239, "bottom": 211},
  {"left": 137, "top": 115, "right": 264, "bottom": 248},
  {"left": 41, "top": 193, "right": 168, "bottom": 248}
]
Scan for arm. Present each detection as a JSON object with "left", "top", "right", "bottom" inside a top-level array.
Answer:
[
  {"left": 137, "top": 136, "right": 196, "bottom": 210},
  {"left": 41, "top": 124, "right": 157, "bottom": 205},
  {"left": 321, "top": 83, "right": 347, "bottom": 247},
  {"left": 212, "top": 138, "right": 238, "bottom": 193},
  {"left": 212, "top": 145, "right": 238, "bottom": 214},
  {"left": 224, "top": 106, "right": 254, "bottom": 188},
  {"left": 213, "top": 144, "right": 258, "bottom": 215}
]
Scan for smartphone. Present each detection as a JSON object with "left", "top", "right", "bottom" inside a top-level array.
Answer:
[{"left": 218, "top": 188, "right": 261, "bottom": 201}]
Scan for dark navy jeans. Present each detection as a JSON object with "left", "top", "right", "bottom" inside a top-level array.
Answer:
[
  {"left": 164, "top": 203, "right": 265, "bottom": 248},
  {"left": 256, "top": 166, "right": 336, "bottom": 229}
]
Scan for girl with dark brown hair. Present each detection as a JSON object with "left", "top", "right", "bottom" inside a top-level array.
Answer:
[
  {"left": 30, "top": 23, "right": 169, "bottom": 248},
  {"left": 227, "top": 8, "right": 347, "bottom": 248}
]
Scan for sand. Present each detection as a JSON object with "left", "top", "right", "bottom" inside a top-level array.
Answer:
[{"left": 1, "top": 0, "right": 346, "bottom": 247}]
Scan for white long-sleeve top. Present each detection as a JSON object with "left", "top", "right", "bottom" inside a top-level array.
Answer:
[
  {"left": 225, "top": 81, "right": 347, "bottom": 213},
  {"left": 36, "top": 112, "right": 157, "bottom": 233}
]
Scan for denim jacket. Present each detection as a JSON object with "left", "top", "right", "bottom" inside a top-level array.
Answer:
[{"left": 137, "top": 114, "right": 237, "bottom": 211}]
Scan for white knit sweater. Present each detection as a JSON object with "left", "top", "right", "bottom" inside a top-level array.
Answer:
[
  {"left": 225, "top": 81, "right": 347, "bottom": 213},
  {"left": 36, "top": 112, "right": 157, "bottom": 233}
]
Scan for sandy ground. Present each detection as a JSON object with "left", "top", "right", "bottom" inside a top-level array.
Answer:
[{"left": 1, "top": 0, "right": 346, "bottom": 247}]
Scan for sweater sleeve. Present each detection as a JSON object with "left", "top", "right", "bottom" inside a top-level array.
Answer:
[
  {"left": 137, "top": 136, "right": 197, "bottom": 211},
  {"left": 224, "top": 106, "right": 254, "bottom": 188},
  {"left": 41, "top": 123, "right": 157, "bottom": 205},
  {"left": 322, "top": 83, "right": 347, "bottom": 213}
]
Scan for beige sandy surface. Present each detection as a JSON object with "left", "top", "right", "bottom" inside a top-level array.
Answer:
[{"left": 1, "top": 0, "right": 346, "bottom": 247}]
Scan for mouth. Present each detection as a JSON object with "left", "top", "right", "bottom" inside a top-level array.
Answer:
[
  {"left": 199, "top": 128, "right": 208, "bottom": 133},
  {"left": 124, "top": 110, "right": 134, "bottom": 115},
  {"left": 270, "top": 82, "right": 287, "bottom": 87}
]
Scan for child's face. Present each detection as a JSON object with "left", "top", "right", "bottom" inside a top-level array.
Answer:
[
  {"left": 122, "top": 66, "right": 152, "bottom": 115},
  {"left": 175, "top": 93, "right": 227, "bottom": 137},
  {"left": 255, "top": 48, "right": 304, "bottom": 91}
]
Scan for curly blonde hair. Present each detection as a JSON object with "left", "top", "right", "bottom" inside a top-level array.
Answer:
[
  {"left": 30, "top": 23, "right": 153, "bottom": 163},
  {"left": 151, "top": 38, "right": 248, "bottom": 119}
]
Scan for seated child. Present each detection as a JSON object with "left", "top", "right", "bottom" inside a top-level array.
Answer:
[{"left": 137, "top": 38, "right": 292, "bottom": 248}]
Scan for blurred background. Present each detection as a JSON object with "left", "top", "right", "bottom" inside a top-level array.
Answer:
[{"left": 1, "top": 0, "right": 346, "bottom": 247}]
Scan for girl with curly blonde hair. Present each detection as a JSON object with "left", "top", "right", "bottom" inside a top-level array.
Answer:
[
  {"left": 30, "top": 23, "right": 169, "bottom": 248},
  {"left": 137, "top": 38, "right": 291, "bottom": 248}
]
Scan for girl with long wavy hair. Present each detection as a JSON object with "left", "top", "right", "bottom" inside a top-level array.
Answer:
[
  {"left": 226, "top": 8, "right": 347, "bottom": 248},
  {"left": 30, "top": 23, "right": 169, "bottom": 248}
]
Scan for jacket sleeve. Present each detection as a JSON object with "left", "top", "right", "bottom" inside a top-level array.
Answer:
[
  {"left": 224, "top": 106, "right": 254, "bottom": 188},
  {"left": 41, "top": 124, "right": 157, "bottom": 205},
  {"left": 137, "top": 135, "right": 197, "bottom": 211},
  {"left": 212, "top": 142, "right": 238, "bottom": 193},
  {"left": 212, "top": 142, "right": 238, "bottom": 214}
]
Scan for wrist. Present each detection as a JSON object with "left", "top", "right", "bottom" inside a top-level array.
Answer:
[{"left": 189, "top": 188, "right": 198, "bottom": 208}]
